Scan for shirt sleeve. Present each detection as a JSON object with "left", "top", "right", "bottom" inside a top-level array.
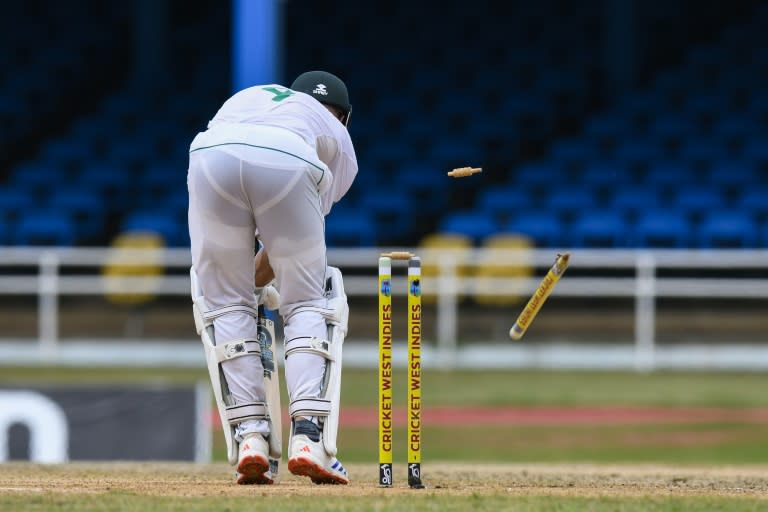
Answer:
[{"left": 318, "top": 132, "right": 358, "bottom": 216}]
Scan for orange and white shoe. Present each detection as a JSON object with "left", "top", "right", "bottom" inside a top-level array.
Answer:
[
  {"left": 287, "top": 420, "right": 349, "bottom": 485},
  {"left": 236, "top": 433, "right": 274, "bottom": 485}
]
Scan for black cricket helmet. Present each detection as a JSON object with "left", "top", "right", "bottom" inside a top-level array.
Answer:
[{"left": 291, "top": 70, "right": 352, "bottom": 126}]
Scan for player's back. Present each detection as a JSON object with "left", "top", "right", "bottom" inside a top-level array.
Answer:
[{"left": 207, "top": 84, "right": 341, "bottom": 148}]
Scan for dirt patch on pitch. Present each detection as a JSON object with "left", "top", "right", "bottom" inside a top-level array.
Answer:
[{"left": 1, "top": 462, "right": 767, "bottom": 498}]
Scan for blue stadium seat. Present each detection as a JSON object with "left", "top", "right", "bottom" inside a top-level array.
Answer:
[
  {"left": 613, "top": 139, "right": 665, "bottom": 168},
  {"left": 512, "top": 162, "right": 563, "bottom": 187},
  {"left": 673, "top": 186, "right": 727, "bottom": 215},
  {"left": 430, "top": 139, "right": 485, "bottom": 169},
  {"left": 439, "top": 211, "right": 498, "bottom": 243},
  {"left": 325, "top": 208, "right": 377, "bottom": 247},
  {"left": 476, "top": 186, "right": 533, "bottom": 225},
  {"left": 608, "top": 186, "right": 664, "bottom": 215},
  {"left": 121, "top": 211, "right": 186, "bottom": 247},
  {"left": 504, "top": 212, "right": 563, "bottom": 248},
  {"left": 697, "top": 210, "right": 758, "bottom": 248},
  {"left": 138, "top": 163, "right": 184, "bottom": 207},
  {"left": 0, "top": 188, "right": 36, "bottom": 222},
  {"left": 40, "top": 139, "right": 92, "bottom": 168},
  {"left": 631, "top": 209, "right": 690, "bottom": 247},
  {"left": 77, "top": 162, "right": 133, "bottom": 211},
  {"left": 166, "top": 192, "right": 189, "bottom": 221},
  {"left": 649, "top": 114, "right": 696, "bottom": 143},
  {"left": 738, "top": 186, "right": 768, "bottom": 219},
  {"left": 15, "top": 210, "right": 76, "bottom": 246},
  {"left": 583, "top": 115, "right": 633, "bottom": 145},
  {"left": 569, "top": 209, "right": 628, "bottom": 248},
  {"left": 10, "top": 162, "right": 64, "bottom": 197},
  {"left": 617, "top": 92, "right": 665, "bottom": 126},
  {"left": 677, "top": 138, "right": 727, "bottom": 166},
  {"left": 0, "top": 218, "right": 9, "bottom": 245},
  {"left": 105, "top": 139, "right": 156, "bottom": 167},
  {"left": 549, "top": 139, "right": 599, "bottom": 169},
  {"left": 713, "top": 116, "right": 760, "bottom": 144},
  {"left": 543, "top": 186, "right": 598, "bottom": 217},
  {"left": 48, "top": 187, "right": 107, "bottom": 240},
  {"left": 707, "top": 161, "right": 756, "bottom": 189},
  {"left": 581, "top": 161, "right": 630, "bottom": 188},
  {"left": 653, "top": 72, "right": 688, "bottom": 104},
  {"left": 395, "top": 162, "right": 451, "bottom": 213},
  {"left": 683, "top": 93, "right": 730, "bottom": 119},
  {"left": 642, "top": 161, "right": 696, "bottom": 188},
  {"left": 740, "top": 139, "right": 768, "bottom": 165},
  {"left": 359, "top": 192, "right": 413, "bottom": 238}
]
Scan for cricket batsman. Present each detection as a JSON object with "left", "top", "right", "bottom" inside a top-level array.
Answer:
[{"left": 188, "top": 70, "right": 357, "bottom": 484}]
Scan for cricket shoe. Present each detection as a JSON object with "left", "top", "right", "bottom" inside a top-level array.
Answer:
[
  {"left": 235, "top": 433, "right": 274, "bottom": 485},
  {"left": 287, "top": 419, "right": 349, "bottom": 485}
]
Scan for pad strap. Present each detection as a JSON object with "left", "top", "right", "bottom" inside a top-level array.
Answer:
[
  {"left": 203, "top": 304, "right": 258, "bottom": 323},
  {"left": 288, "top": 304, "right": 342, "bottom": 325},
  {"left": 226, "top": 402, "right": 269, "bottom": 425},
  {"left": 290, "top": 397, "right": 331, "bottom": 418},
  {"left": 213, "top": 338, "right": 261, "bottom": 362},
  {"left": 284, "top": 336, "right": 333, "bottom": 360}
]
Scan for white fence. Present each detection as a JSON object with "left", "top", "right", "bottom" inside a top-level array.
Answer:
[{"left": 0, "top": 246, "right": 767, "bottom": 370}]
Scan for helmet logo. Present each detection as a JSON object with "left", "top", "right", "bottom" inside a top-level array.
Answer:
[{"left": 312, "top": 84, "right": 329, "bottom": 96}]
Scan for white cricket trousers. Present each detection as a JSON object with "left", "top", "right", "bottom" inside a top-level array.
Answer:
[{"left": 188, "top": 124, "right": 331, "bottom": 438}]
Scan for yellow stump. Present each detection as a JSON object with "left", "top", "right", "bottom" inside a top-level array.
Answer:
[
  {"left": 378, "top": 256, "right": 393, "bottom": 486},
  {"left": 407, "top": 257, "right": 424, "bottom": 488}
]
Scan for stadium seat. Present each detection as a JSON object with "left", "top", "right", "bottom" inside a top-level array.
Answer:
[
  {"left": 48, "top": 187, "right": 107, "bottom": 241},
  {"left": 504, "top": 211, "right": 563, "bottom": 248},
  {"left": 138, "top": 164, "right": 185, "bottom": 208},
  {"left": 77, "top": 162, "right": 133, "bottom": 211},
  {"left": 512, "top": 162, "right": 564, "bottom": 189},
  {"left": 696, "top": 210, "right": 758, "bottom": 248},
  {"left": 631, "top": 209, "right": 690, "bottom": 247},
  {"left": 613, "top": 139, "right": 665, "bottom": 169},
  {"left": 10, "top": 162, "right": 64, "bottom": 198},
  {"left": 707, "top": 161, "right": 756, "bottom": 191},
  {"left": 673, "top": 186, "right": 727, "bottom": 217},
  {"left": 476, "top": 185, "right": 533, "bottom": 226},
  {"left": 0, "top": 188, "right": 36, "bottom": 223},
  {"left": 438, "top": 211, "right": 499, "bottom": 243},
  {"left": 324, "top": 208, "right": 377, "bottom": 247},
  {"left": 15, "top": 210, "right": 76, "bottom": 246},
  {"left": 473, "top": 233, "right": 534, "bottom": 305},
  {"left": 0, "top": 219, "right": 10, "bottom": 245},
  {"left": 683, "top": 93, "right": 730, "bottom": 119},
  {"left": 583, "top": 115, "right": 633, "bottom": 147},
  {"left": 713, "top": 116, "right": 760, "bottom": 145},
  {"left": 102, "top": 232, "right": 165, "bottom": 306},
  {"left": 649, "top": 114, "right": 696, "bottom": 144},
  {"left": 643, "top": 160, "right": 696, "bottom": 184},
  {"left": 581, "top": 161, "right": 630, "bottom": 189},
  {"left": 740, "top": 139, "right": 768, "bottom": 165},
  {"left": 737, "top": 186, "right": 768, "bottom": 220},
  {"left": 121, "top": 211, "right": 187, "bottom": 247},
  {"left": 395, "top": 162, "right": 451, "bottom": 214},
  {"left": 549, "top": 139, "right": 599, "bottom": 170},
  {"left": 417, "top": 232, "right": 473, "bottom": 303},
  {"left": 677, "top": 138, "right": 728, "bottom": 167},
  {"left": 543, "top": 186, "right": 599, "bottom": 219},
  {"left": 608, "top": 186, "right": 664, "bottom": 216},
  {"left": 569, "top": 209, "right": 628, "bottom": 248},
  {"left": 359, "top": 192, "right": 414, "bottom": 243},
  {"left": 40, "top": 139, "right": 92, "bottom": 169}
]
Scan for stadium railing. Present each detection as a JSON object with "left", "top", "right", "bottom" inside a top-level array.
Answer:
[{"left": 0, "top": 247, "right": 767, "bottom": 371}]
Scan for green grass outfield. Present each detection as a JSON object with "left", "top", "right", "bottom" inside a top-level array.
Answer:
[
  {"left": 2, "top": 367, "right": 768, "bottom": 510},
  {"left": 3, "top": 367, "right": 768, "bottom": 464}
]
